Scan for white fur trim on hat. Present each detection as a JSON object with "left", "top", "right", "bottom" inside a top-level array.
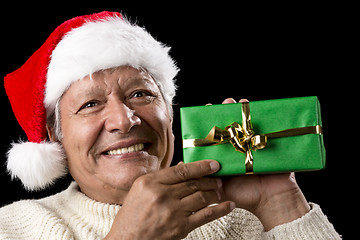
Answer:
[
  {"left": 45, "top": 15, "right": 178, "bottom": 117},
  {"left": 6, "top": 141, "right": 67, "bottom": 191}
]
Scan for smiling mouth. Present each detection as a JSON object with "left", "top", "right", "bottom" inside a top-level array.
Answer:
[{"left": 105, "top": 143, "right": 146, "bottom": 155}]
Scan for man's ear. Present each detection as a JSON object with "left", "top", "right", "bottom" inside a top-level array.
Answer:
[{"left": 46, "top": 124, "right": 57, "bottom": 142}]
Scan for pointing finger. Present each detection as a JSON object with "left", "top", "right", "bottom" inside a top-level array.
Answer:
[{"left": 156, "top": 160, "right": 220, "bottom": 185}]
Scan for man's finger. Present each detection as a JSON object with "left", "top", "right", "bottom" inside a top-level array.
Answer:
[
  {"left": 188, "top": 201, "right": 236, "bottom": 229},
  {"left": 222, "top": 98, "right": 236, "bottom": 104},
  {"left": 172, "top": 177, "right": 222, "bottom": 199},
  {"left": 156, "top": 160, "right": 220, "bottom": 185},
  {"left": 181, "top": 190, "right": 221, "bottom": 213}
]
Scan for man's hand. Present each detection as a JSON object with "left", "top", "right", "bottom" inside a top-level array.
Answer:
[
  {"left": 222, "top": 172, "right": 310, "bottom": 231},
  {"left": 105, "top": 160, "right": 235, "bottom": 240},
  {"left": 220, "top": 98, "right": 311, "bottom": 231}
]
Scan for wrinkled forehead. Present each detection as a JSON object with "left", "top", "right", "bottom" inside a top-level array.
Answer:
[
  {"left": 63, "top": 66, "right": 159, "bottom": 98},
  {"left": 90, "top": 66, "right": 153, "bottom": 83}
]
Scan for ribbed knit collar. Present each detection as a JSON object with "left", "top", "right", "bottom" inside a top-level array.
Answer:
[{"left": 63, "top": 182, "right": 121, "bottom": 237}]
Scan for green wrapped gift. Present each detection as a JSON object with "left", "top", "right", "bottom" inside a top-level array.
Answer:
[{"left": 180, "top": 96, "right": 326, "bottom": 176}]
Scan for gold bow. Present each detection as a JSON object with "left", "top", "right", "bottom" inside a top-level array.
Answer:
[{"left": 183, "top": 102, "right": 322, "bottom": 174}]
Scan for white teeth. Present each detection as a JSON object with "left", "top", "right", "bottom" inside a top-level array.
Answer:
[{"left": 107, "top": 143, "right": 145, "bottom": 155}]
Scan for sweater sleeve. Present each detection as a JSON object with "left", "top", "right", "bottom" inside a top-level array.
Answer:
[{"left": 261, "top": 203, "right": 341, "bottom": 239}]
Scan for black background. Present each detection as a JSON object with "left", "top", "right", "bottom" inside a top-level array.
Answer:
[{"left": 0, "top": 2, "right": 354, "bottom": 237}]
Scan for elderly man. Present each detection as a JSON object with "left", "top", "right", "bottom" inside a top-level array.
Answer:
[{"left": 1, "top": 11, "right": 340, "bottom": 239}]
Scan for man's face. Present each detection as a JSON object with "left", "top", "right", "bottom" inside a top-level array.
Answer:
[{"left": 58, "top": 66, "right": 174, "bottom": 204}]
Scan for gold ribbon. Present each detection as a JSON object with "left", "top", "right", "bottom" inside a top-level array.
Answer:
[{"left": 183, "top": 102, "right": 322, "bottom": 175}]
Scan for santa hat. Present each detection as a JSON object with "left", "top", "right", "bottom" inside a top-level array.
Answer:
[{"left": 4, "top": 11, "right": 178, "bottom": 191}]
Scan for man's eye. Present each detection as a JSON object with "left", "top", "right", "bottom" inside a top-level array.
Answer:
[
  {"left": 133, "top": 91, "right": 146, "bottom": 98},
  {"left": 77, "top": 101, "right": 98, "bottom": 113},
  {"left": 84, "top": 102, "right": 98, "bottom": 108},
  {"left": 128, "top": 90, "right": 157, "bottom": 104},
  {"left": 132, "top": 90, "right": 154, "bottom": 98}
]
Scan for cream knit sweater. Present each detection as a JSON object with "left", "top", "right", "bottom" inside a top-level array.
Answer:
[{"left": 0, "top": 182, "right": 340, "bottom": 239}]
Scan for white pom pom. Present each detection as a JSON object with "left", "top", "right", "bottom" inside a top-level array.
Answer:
[{"left": 6, "top": 141, "right": 67, "bottom": 191}]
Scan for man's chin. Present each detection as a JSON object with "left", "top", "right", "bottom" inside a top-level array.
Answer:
[{"left": 100, "top": 161, "right": 160, "bottom": 188}]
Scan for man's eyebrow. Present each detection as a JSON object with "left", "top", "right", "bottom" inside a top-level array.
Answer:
[
  {"left": 127, "top": 76, "right": 154, "bottom": 84},
  {"left": 122, "top": 76, "right": 156, "bottom": 88},
  {"left": 77, "top": 87, "right": 105, "bottom": 98},
  {"left": 74, "top": 75, "right": 156, "bottom": 100}
]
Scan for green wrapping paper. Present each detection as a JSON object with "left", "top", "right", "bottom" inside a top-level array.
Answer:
[{"left": 180, "top": 96, "right": 326, "bottom": 176}]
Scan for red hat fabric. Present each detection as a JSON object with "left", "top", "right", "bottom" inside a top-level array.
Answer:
[
  {"left": 4, "top": 11, "right": 178, "bottom": 190},
  {"left": 5, "top": 11, "right": 122, "bottom": 144}
]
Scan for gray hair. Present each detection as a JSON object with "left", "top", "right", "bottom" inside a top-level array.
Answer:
[{"left": 47, "top": 98, "right": 63, "bottom": 141}]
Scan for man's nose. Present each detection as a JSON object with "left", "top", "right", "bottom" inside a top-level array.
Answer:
[{"left": 104, "top": 99, "right": 141, "bottom": 134}]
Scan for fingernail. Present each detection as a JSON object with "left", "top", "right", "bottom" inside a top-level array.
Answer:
[
  {"left": 209, "top": 161, "right": 220, "bottom": 172},
  {"left": 229, "top": 201, "right": 236, "bottom": 211},
  {"left": 216, "top": 178, "right": 222, "bottom": 189},
  {"left": 216, "top": 190, "right": 222, "bottom": 201}
]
